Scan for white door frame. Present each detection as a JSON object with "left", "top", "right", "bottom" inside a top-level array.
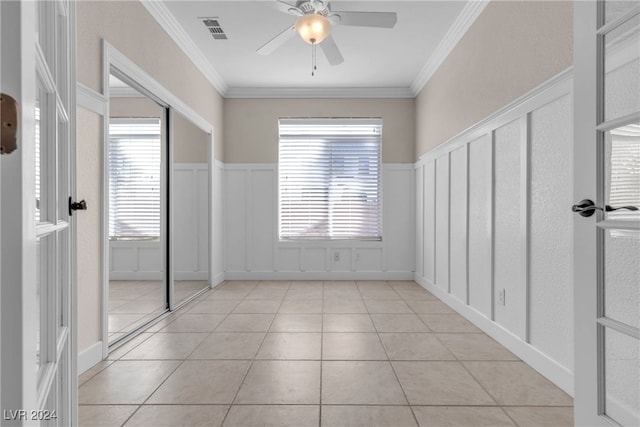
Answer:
[
  {"left": 1, "top": 1, "right": 77, "bottom": 424},
  {"left": 1, "top": 1, "right": 40, "bottom": 416},
  {"left": 574, "top": 1, "right": 640, "bottom": 425},
  {"left": 573, "top": 2, "right": 600, "bottom": 424}
]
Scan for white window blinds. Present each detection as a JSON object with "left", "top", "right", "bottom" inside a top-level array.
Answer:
[
  {"left": 279, "top": 118, "right": 382, "bottom": 240},
  {"left": 606, "top": 122, "right": 640, "bottom": 220},
  {"left": 108, "top": 119, "right": 162, "bottom": 239}
]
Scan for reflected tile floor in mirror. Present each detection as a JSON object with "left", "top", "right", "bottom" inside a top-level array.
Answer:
[
  {"left": 175, "top": 280, "right": 210, "bottom": 305},
  {"left": 109, "top": 280, "right": 209, "bottom": 343},
  {"left": 108, "top": 281, "right": 166, "bottom": 343},
  {"left": 85, "top": 280, "right": 574, "bottom": 427}
]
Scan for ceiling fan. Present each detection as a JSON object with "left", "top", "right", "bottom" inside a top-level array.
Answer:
[{"left": 257, "top": 0, "right": 397, "bottom": 67}]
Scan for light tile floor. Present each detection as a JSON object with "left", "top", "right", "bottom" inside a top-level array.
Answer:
[{"left": 80, "top": 280, "right": 574, "bottom": 427}]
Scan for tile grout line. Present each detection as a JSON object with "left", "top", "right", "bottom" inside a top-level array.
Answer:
[
  {"left": 455, "top": 351, "right": 502, "bottom": 410},
  {"left": 500, "top": 406, "right": 521, "bottom": 426},
  {"left": 78, "top": 402, "right": 574, "bottom": 407},
  {"left": 318, "top": 281, "right": 326, "bottom": 427},
  {"left": 77, "top": 360, "right": 114, "bottom": 388},
  {"left": 370, "top": 282, "right": 420, "bottom": 427},
  {"left": 219, "top": 280, "right": 293, "bottom": 426}
]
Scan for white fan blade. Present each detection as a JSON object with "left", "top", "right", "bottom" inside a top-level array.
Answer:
[
  {"left": 257, "top": 25, "right": 297, "bottom": 55},
  {"left": 320, "top": 34, "right": 344, "bottom": 65},
  {"left": 275, "top": 0, "right": 303, "bottom": 16},
  {"left": 331, "top": 11, "right": 397, "bottom": 28}
]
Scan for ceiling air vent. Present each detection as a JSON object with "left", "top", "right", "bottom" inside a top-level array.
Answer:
[{"left": 201, "top": 18, "right": 227, "bottom": 40}]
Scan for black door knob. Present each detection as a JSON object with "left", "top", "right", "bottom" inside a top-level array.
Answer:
[
  {"left": 572, "top": 199, "right": 638, "bottom": 217},
  {"left": 69, "top": 197, "right": 87, "bottom": 215}
]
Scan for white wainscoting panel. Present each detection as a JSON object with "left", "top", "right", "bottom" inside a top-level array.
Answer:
[
  {"left": 415, "top": 165, "right": 424, "bottom": 278},
  {"left": 383, "top": 165, "right": 415, "bottom": 273},
  {"left": 198, "top": 167, "right": 209, "bottom": 274},
  {"left": 173, "top": 164, "right": 209, "bottom": 280},
  {"left": 424, "top": 161, "right": 436, "bottom": 283},
  {"left": 213, "top": 160, "right": 225, "bottom": 284},
  {"left": 225, "top": 168, "right": 248, "bottom": 272},
  {"left": 435, "top": 154, "right": 450, "bottom": 292},
  {"left": 493, "top": 120, "right": 525, "bottom": 339},
  {"left": 249, "top": 168, "right": 276, "bottom": 272},
  {"left": 111, "top": 246, "right": 136, "bottom": 271},
  {"left": 109, "top": 241, "right": 162, "bottom": 280},
  {"left": 355, "top": 248, "right": 383, "bottom": 271},
  {"left": 138, "top": 247, "right": 162, "bottom": 272},
  {"left": 174, "top": 169, "right": 198, "bottom": 273},
  {"left": 277, "top": 248, "right": 301, "bottom": 272},
  {"left": 529, "top": 94, "right": 574, "bottom": 371},
  {"left": 303, "top": 248, "right": 326, "bottom": 272},
  {"left": 414, "top": 70, "right": 574, "bottom": 395},
  {"left": 449, "top": 145, "right": 468, "bottom": 304},
  {"left": 467, "top": 134, "right": 493, "bottom": 319},
  {"left": 224, "top": 164, "right": 415, "bottom": 279}
]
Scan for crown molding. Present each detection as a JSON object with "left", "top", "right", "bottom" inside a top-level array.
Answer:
[
  {"left": 140, "top": 0, "right": 228, "bottom": 95},
  {"left": 142, "top": 0, "right": 486, "bottom": 100},
  {"left": 410, "top": 0, "right": 490, "bottom": 96},
  {"left": 224, "top": 86, "right": 415, "bottom": 99}
]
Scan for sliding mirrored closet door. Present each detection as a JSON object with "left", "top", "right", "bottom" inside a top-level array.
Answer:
[
  {"left": 104, "top": 47, "right": 215, "bottom": 350},
  {"left": 170, "top": 110, "right": 211, "bottom": 307},
  {"left": 107, "top": 71, "right": 169, "bottom": 346}
]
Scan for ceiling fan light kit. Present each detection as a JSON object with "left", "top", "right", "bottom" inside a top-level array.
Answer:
[
  {"left": 257, "top": 0, "right": 398, "bottom": 75},
  {"left": 294, "top": 13, "right": 331, "bottom": 76},
  {"left": 295, "top": 13, "right": 331, "bottom": 44}
]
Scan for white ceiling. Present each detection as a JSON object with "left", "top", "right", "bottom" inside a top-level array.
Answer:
[{"left": 160, "top": 1, "right": 471, "bottom": 97}]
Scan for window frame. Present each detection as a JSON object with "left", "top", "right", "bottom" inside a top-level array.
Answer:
[{"left": 277, "top": 117, "right": 384, "bottom": 242}]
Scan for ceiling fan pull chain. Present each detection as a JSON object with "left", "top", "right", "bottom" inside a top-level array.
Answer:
[{"left": 311, "top": 39, "right": 317, "bottom": 76}]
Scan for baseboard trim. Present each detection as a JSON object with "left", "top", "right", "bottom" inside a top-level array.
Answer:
[
  {"left": 109, "top": 272, "right": 163, "bottom": 281},
  {"left": 213, "top": 272, "right": 225, "bottom": 286},
  {"left": 606, "top": 395, "right": 640, "bottom": 427},
  {"left": 77, "top": 341, "right": 103, "bottom": 375},
  {"left": 225, "top": 271, "right": 415, "bottom": 281},
  {"left": 174, "top": 271, "right": 208, "bottom": 280},
  {"left": 415, "top": 274, "right": 574, "bottom": 397}
]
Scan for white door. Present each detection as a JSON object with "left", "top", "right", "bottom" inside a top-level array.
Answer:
[
  {"left": 1, "top": 1, "right": 77, "bottom": 425},
  {"left": 574, "top": 1, "right": 640, "bottom": 425}
]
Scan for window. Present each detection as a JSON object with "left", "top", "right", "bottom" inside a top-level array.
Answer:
[
  {"left": 279, "top": 118, "right": 382, "bottom": 240},
  {"left": 606, "top": 122, "right": 640, "bottom": 220},
  {"left": 108, "top": 118, "right": 161, "bottom": 240}
]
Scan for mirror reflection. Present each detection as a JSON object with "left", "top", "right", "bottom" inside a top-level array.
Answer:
[
  {"left": 172, "top": 111, "right": 210, "bottom": 305},
  {"left": 107, "top": 72, "right": 168, "bottom": 346}
]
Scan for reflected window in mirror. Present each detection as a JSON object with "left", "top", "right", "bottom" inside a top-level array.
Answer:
[{"left": 108, "top": 119, "right": 162, "bottom": 240}]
